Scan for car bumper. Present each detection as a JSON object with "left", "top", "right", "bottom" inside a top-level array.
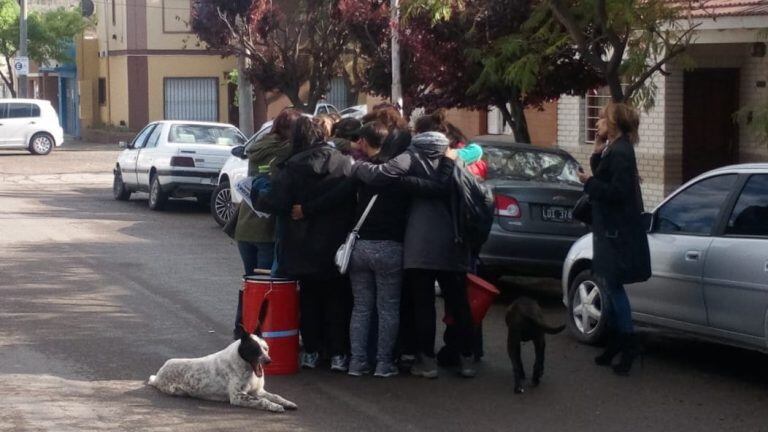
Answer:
[
  {"left": 479, "top": 225, "right": 582, "bottom": 277},
  {"left": 158, "top": 170, "right": 218, "bottom": 194}
]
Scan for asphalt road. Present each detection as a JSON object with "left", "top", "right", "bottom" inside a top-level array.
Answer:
[{"left": 2, "top": 143, "right": 768, "bottom": 432}]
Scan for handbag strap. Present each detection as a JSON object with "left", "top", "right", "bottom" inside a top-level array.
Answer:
[{"left": 352, "top": 195, "right": 378, "bottom": 233}]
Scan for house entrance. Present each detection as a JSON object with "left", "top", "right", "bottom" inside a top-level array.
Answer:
[{"left": 682, "top": 68, "right": 740, "bottom": 182}]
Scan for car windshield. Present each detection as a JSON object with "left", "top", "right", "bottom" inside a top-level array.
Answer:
[
  {"left": 482, "top": 145, "right": 581, "bottom": 185},
  {"left": 168, "top": 124, "right": 245, "bottom": 146}
]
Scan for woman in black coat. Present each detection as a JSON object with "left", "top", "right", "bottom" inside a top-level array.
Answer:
[
  {"left": 256, "top": 117, "right": 355, "bottom": 372},
  {"left": 577, "top": 102, "right": 651, "bottom": 376}
]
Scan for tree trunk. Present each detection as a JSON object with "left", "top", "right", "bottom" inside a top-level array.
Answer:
[
  {"left": 499, "top": 100, "right": 531, "bottom": 144},
  {"left": 2, "top": 57, "right": 16, "bottom": 98}
]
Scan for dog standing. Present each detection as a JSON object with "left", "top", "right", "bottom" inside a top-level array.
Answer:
[
  {"left": 505, "top": 296, "right": 565, "bottom": 394},
  {"left": 148, "top": 301, "right": 297, "bottom": 413}
]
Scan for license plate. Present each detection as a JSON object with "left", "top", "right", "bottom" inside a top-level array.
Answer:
[{"left": 542, "top": 206, "right": 573, "bottom": 223}]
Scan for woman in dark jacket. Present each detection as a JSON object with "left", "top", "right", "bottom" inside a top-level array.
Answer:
[
  {"left": 352, "top": 130, "right": 476, "bottom": 379},
  {"left": 231, "top": 108, "right": 301, "bottom": 339},
  {"left": 577, "top": 102, "right": 651, "bottom": 375},
  {"left": 256, "top": 117, "right": 355, "bottom": 372}
]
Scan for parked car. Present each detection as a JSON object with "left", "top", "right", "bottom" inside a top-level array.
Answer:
[
  {"left": 210, "top": 121, "right": 273, "bottom": 226},
  {"left": 339, "top": 104, "right": 367, "bottom": 120},
  {"left": 474, "top": 135, "right": 589, "bottom": 279},
  {"left": 562, "top": 163, "right": 768, "bottom": 353},
  {"left": 314, "top": 101, "right": 339, "bottom": 116},
  {"left": 113, "top": 120, "right": 246, "bottom": 210},
  {"left": 0, "top": 99, "right": 64, "bottom": 155}
]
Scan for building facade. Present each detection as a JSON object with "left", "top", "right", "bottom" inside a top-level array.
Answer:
[
  {"left": 556, "top": 2, "right": 768, "bottom": 207},
  {"left": 79, "top": 0, "right": 236, "bottom": 130}
]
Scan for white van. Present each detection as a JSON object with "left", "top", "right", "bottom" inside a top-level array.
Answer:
[{"left": 0, "top": 99, "right": 64, "bottom": 155}]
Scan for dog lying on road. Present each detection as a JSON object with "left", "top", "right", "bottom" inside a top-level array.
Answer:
[
  {"left": 505, "top": 297, "right": 565, "bottom": 394},
  {"left": 148, "top": 302, "right": 297, "bottom": 413}
]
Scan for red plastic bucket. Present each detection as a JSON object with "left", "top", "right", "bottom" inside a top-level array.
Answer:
[
  {"left": 241, "top": 276, "right": 300, "bottom": 375},
  {"left": 444, "top": 274, "right": 500, "bottom": 326}
]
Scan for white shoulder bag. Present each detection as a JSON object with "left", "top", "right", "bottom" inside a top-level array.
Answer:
[{"left": 335, "top": 195, "right": 378, "bottom": 274}]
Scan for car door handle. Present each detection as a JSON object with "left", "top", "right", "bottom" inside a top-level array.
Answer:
[
  {"left": 764, "top": 260, "right": 768, "bottom": 273},
  {"left": 28, "top": 121, "right": 36, "bottom": 125},
  {"left": 685, "top": 251, "right": 700, "bottom": 261}
]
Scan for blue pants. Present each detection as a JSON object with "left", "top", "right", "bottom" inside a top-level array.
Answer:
[
  {"left": 349, "top": 240, "right": 403, "bottom": 367},
  {"left": 234, "top": 241, "right": 275, "bottom": 337},
  {"left": 602, "top": 274, "right": 634, "bottom": 334}
]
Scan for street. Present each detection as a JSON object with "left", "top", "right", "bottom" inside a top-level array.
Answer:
[{"left": 1, "top": 143, "right": 768, "bottom": 432}]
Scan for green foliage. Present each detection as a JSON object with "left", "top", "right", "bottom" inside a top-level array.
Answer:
[
  {"left": 735, "top": 104, "right": 768, "bottom": 146},
  {"left": 0, "top": 0, "right": 90, "bottom": 64}
]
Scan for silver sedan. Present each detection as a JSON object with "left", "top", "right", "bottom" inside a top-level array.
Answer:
[{"left": 562, "top": 163, "right": 768, "bottom": 353}]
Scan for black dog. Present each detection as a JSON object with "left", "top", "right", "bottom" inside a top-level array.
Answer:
[{"left": 505, "top": 297, "right": 565, "bottom": 394}]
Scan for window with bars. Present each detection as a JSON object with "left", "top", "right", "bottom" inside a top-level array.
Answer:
[{"left": 584, "top": 87, "right": 612, "bottom": 144}]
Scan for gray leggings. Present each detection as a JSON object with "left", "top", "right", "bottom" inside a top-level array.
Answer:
[{"left": 349, "top": 240, "right": 403, "bottom": 366}]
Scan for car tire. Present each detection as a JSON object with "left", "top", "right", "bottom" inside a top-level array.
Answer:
[
  {"left": 567, "top": 269, "right": 608, "bottom": 345},
  {"left": 148, "top": 174, "right": 168, "bottom": 211},
  {"left": 113, "top": 170, "right": 131, "bottom": 201},
  {"left": 29, "top": 133, "right": 54, "bottom": 155},
  {"left": 211, "top": 179, "right": 234, "bottom": 227}
]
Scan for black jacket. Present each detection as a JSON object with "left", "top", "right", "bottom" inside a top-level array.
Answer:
[
  {"left": 256, "top": 144, "right": 354, "bottom": 279},
  {"left": 584, "top": 136, "right": 651, "bottom": 284}
]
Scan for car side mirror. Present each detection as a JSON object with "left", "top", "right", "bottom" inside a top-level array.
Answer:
[
  {"left": 231, "top": 145, "right": 246, "bottom": 159},
  {"left": 118, "top": 141, "right": 127, "bottom": 149},
  {"left": 641, "top": 212, "right": 654, "bottom": 233}
]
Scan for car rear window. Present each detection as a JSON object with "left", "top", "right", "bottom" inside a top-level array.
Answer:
[
  {"left": 168, "top": 124, "right": 245, "bottom": 146},
  {"left": 482, "top": 146, "right": 581, "bottom": 185},
  {"left": 6, "top": 103, "right": 38, "bottom": 118}
]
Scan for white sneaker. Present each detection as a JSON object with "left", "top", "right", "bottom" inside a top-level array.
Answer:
[
  {"left": 330, "top": 354, "right": 349, "bottom": 372},
  {"left": 410, "top": 356, "right": 438, "bottom": 379},
  {"left": 374, "top": 363, "right": 399, "bottom": 378},
  {"left": 300, "top": 352, "right": 319, "bottom": 369},
  {"left": 459, "top": 355, "right": 477, "bottom": 378}
]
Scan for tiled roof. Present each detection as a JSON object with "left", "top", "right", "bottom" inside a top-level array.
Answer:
[{"left": 667, "top": 0, "right": 768, "bottom": 18}]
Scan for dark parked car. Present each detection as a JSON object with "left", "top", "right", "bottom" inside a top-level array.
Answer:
[{"left": 473, "top": 135, "right": 589, "bottom": 279}]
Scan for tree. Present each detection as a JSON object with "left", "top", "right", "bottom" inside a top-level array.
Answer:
[
  {"left": 0, "top": 1, "right": 90, "bottom": 97},
  {"left": 191, "top": 0, "right": 349, "bottom": 113},
  {"left": 339, "top": 0, "right": 602, "bottom": 142},
  {"left": 542, "top": 0, "right": 698, "bottom": 107}
]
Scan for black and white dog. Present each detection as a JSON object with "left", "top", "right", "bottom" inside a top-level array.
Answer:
[{"left": 148, "top": 302, "right": 297, "bottom": 412}]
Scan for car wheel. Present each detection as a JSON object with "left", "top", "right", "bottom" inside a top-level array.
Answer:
[
  {"left": 29, "top": 133, "right": 54, "bottom": 155},
  {"left": 211, "top": 179, "right": 234, "bottom": 227},
  {"left": 148, "top": 174, "right": 168, "bottom": 211},
  {"left": 113, "top": 170, "right": 131, "bottom": 201},
  {"left": 567, "top": 269, "right": 608, "bottom": 344}
]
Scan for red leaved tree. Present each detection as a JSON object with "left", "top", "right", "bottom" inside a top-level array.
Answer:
[{"left": 191, "top": 0, "right": 349, "bottom": 113}]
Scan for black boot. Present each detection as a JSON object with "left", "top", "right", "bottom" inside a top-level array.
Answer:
[
  {"left": 612, "top": 334, "right": 638, "bottom": 376},
  {"left": 594, "top": 331, "right": 620, "bottom": 366}
]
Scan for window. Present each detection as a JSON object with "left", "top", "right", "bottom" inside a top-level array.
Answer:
[
  {"left": 164, "top": 78, "right": 218, "bottom": 122},
  {"left": 7, "top": 103, "right": 34, "bottom": 118},
  {"left": 145, "top": 125, "right": 164, "bottom": 148},
  {"left": 726, "top": 175, "right": 768, "bottom": 237},
  {"left": 131, "top": 124, "right": 157, "bottom": 149},
  {"left": 483, "top": 146, "right": 581, "bottom": 185},
  {"left": 98, "top": 78, "right": 107, "bottom": 105},
  {"left": 656, "top": 174, "right": 737, "bottom": 235},
  {"left": 0, "top": 103, "right": 8, "bottom": 119},
  {"left": 584, "top": 87, "right": 611, "bottom": 144},
  {"left": 168, "top": 124, "right": 245, "bottom": 146},
  {"left": 30, "top": 104, "right": 40, "bottom": 117}
]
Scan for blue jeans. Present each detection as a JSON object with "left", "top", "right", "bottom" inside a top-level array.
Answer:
[
  {"left": 349, "top": 240, "right": 403, "bottom": 367},
  {"left": 234, "top": 241, "right": 275, "bottom": 337},
  {"left": 601, "top": 274, "right": 634, "bottom": 334},
  {"left": 237, "top": 241, "right": 275, "bottom": 276}
]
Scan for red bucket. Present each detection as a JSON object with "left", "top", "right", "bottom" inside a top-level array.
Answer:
[
  {"left": 241, "top": 276, "right": 300, "bottom": 375},
  {"left": 444, "top": 274, "right": 500, "bottom": 326}
]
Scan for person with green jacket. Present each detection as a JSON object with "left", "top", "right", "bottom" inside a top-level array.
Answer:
[{"left": 232, "top": 108, "right": 301, "bottom": 339}]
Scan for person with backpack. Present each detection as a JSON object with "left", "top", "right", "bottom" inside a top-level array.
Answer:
[{"left": 352, "top": 127, "right": 481, "bottom": 379}]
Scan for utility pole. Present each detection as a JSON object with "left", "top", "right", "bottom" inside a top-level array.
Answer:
[
  {"left": 237, "top": 52, "right": 254, "bottom": 136},
  {"left": 390, "top": 0, "right": 402, "bottom": 112},
  {"left": 18, "top": 0, "right": 28, "bottom": 98}
]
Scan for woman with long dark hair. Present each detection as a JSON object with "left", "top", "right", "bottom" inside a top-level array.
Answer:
[
  {"left": 256, "top": 116, "right": 355, "bottom": 371},
  {"left": 577, "top": 102, "right": 651, "bottom": 375}
]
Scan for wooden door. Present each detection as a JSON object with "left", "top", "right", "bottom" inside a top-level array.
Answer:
[{"left": 683, "top": 69, "right": 740, "bottom": 182}]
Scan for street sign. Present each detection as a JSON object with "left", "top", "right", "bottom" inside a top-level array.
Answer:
[{"left": 13, "top": 57, "right": 29, "bottom": 76}]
